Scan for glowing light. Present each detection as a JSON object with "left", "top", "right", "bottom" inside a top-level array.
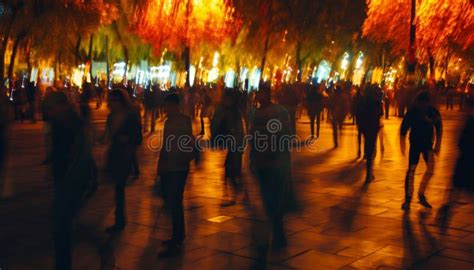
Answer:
[
  {"left": 212, "top": 51, "right": 219, "bottom": 67},
  {"left": 315, "top": 60, "right": 331, "bottom": 83},
  {"left": 355, "top": 51, "right": 364, "bottom": 70},
  {"left": 189, "top": 65, "right": 196, "bottom": 86},
  {"left": 340, "top": 52, "right": 350, "bottom": 71},
  {"left": 224, "top": 69, "right": 235, "bottom": 88}
]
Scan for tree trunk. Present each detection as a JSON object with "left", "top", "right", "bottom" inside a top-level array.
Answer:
[
  {"left": 112, "top": 21, "right": 128, "bottom": 81},
  {"left": 88, "top": 34, "right": 94, "bottom": 81},
  {"left": 25, "top": 40, "right": 32, "bottom": 75},
  {"left": 54, "top": 53, "right": 60, "bottom": 81},
  {"left": 260, "top": 34, "right": 270, "bottom": 82},
  {"left": 75, "top": 35, "right": 82, "bottom": 66},
  {"left": 8, "top": 35, "right": 23, "bottom": 91},
  {"left": 106, "top": 35, "right": 110, "bottom": 90},
  {"left": 428, "top": 49, "right": 435, "bottom": 80},
  {"left": 183, "top": 45, "right": 191, "bottom": 87},
  {"left": 295, "top": 41, "right": 303, "bottom": 82},
  {"left": 0, "top": 12, "right": 18, "bottom": 86}
]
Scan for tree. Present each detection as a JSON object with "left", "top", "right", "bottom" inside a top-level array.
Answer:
[
  {"left": 363, "top": 0, "right": 474, "bottom": 77},
  {"left": 0, "top": 0, "right": 118, "bottom": 86},
  {"left": 133, "top": 0, "right": 241, "bottom": 86}
]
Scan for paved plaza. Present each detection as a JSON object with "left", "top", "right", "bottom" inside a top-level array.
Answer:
[{"left": 1, "top": 107, "right": 473, "bottom": 270}]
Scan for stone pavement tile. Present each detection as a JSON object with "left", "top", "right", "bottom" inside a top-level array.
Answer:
[
  {"left": 289, "top": 231, "right": 348, "bottom": 254},
  {"left": 415, "top": 255, "right": 474, "bottom": 270},
  {"left": 285, "top": 250, "right": 356, "bottom": 270},
  {"left": 232, "top": 244, "right": 311, "bottom": 263},
  {"left": 190, "top": 231, "right": 252, "bottom": 252},
  {"left": 348, "top": 251, "right": 407, "bottom": 269},
  {"left": 438, "top": 248, "right": 474, "bottom": 263},
  {"left": 189, "top": 252, "right": 259, "bottom": 270},
  {"left": 440, "top": 239, "right": 474, "bottom": 252},
  {"left": 283, "top": 217, "right": 314, "bottom": 233},
  {"left": 337, "top": 241, "right": 387, "bottom": 258},
  {"left": 460, "top": 224, "right": 474, "bottom": 232}
]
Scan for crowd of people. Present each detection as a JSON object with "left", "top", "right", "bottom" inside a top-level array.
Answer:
[{"left": 0, "top": 76, "right": 473, "bottom": 270}]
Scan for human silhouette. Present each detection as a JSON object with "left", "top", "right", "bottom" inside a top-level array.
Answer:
[{"left": 400, "top": 91, "right": 442, "bottom": 210}]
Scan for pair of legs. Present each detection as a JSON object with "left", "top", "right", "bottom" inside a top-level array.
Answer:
[
  {"left": 222, "top": 150, "right": 244, "bottom": 205},
  {"left": 363, "top": 130, "right": 378, "bottom": 181},
  {"left": 160, "top": 171, "right": 188, "bottom": 245},
  {"left": 256, "top": 168, "right": 287, "bottom": 249},
  {"left": 309, "top": 111, "right": 321, "bottom": 138},
  {"left": 287, "top": 107, "right": 297, "bottom": 135},
  {"left": 110, "top": 176, "right": 127, "bottom": 231},
  {"left": 53, "top": 197, "right": 74, "bottom": 270},
  {"left": 332, "top": 118, "right": 343, "bottom": 148},
  {"left": 130, "top": 149, "right": 140, "bottom": 179},
  {"left": 402, "top": 147, "right": 435, "bottom": 210}
]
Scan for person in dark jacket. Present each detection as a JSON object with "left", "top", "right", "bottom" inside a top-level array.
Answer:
[
  {"left": 104, "top": 89, "right": 142, "bottom": 233},
  {"left": 358, "top": 85, "right": 383, "bottom": 182},
  {"left": 437, "top": 98, "right": 474, "bottom": 229},
  {"left": 307, "top": 84, "right": 325, "bottom": 138},
  {"left": 400, "top": 91, "right": 443, "bottom": 210},
  {"left": 157, "top": 93, "right": 199, "bottom": 257},
  {"left": 43, "top": 91, "right": 96, "bottom": 270}
]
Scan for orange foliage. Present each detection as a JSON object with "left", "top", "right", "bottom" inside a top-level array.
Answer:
[
  {"left": 363, "top": 0, "right": 474, "bottom": 60},
  {"left": 132, "top": 0, "right": 242, "bottom": 53}
]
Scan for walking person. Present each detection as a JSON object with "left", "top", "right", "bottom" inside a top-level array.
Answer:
[
  {"left": 400, "top": 91, "right": 443, "bottom": 210},
  {"left": 437, "top": 97, "right": 474, "bottom": 228},
  {"left": 104, "top": 89, "right": 142, "bottom": 232},
  {"left": 250, "top": 84, "right": 298, "bottom": 250},
  {"left": 42, "top": 91, "right": 96, "bottom": 270},
  {"left": 307, "top": 84, "right": 325, "bottom": 139},
  {"left": 211, "top": 89, "right": 245, "bottom": 206},
  {"left": 157, "top": 93, "right": 199, "bottom": 257},
  {"left": 199, "top": 88, "right": 212, "bottom": 135},
  {"left": 358, "top": 86, "right": 383, "bottom": 182}
]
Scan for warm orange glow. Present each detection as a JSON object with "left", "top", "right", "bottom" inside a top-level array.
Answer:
[
  {"left": 133, "top": 0, "right": 241, "bottom": 53},
  {"left": 362, "top": 0, "right": 474, "bottom": 60}
]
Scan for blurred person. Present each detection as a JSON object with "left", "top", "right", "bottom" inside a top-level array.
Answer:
[
  {"left": 306, "top": 84, "right": 325, "bottom": 138},
  {"left": 383, "top": 88, "right": 391, "bottom": 119},
  {"left": 437, "top": 97, "right": 474, "bottom": 228},
  {"left": 130, "top": 97, "right": 143, "bottom": 180},
  {"left": 329, "top": 85, "right": 350, "bottom": 148},
  {"left": 250, "top": 84, "right": 298, "bottom": 250},
  {"left": 42, "top": 91, "right": 97, "bottom": 270},
  {"left": 199, "top": 88, "right": 213, "bottom": 135},
  {"left": 12, "top": 78, "right": 28, "bottom": 123},
  {"left": 400, "top": 91, "right": 443, "bottom": 210},
  {"left": 211, "top": 89, "right": 245, "bottom": 206},
  {"left": 0, "top": 93, "right": 11, "bottom": 198},
  {"left": 353, "top": 88, "right": 365, "bottom": 157},
  {"left": 446, "top": 85, "right": 455, "bottom": 111},
  {"left": 79, "top": 82, "right": 94, "bottom": 122},
  {"left": 103, "top": 89, "right": 142, "bottom": 233},
  {"left": 95, "top": 80, "right": 106, "bottom": 109},
  {"left": 358, "top": 86, "right": 384, "bottom": 182},
  {"left": 26, "top": 81, "right": 38, "bottom": 122},
  {"left": 142, "top": 85, "right": 156, "bottom": 132},
  {"left": 278, "top": 84, "right": 299, "bottom": 135},
  {"left": 157, "top": 93, "right": 199, "bottom": 257}
]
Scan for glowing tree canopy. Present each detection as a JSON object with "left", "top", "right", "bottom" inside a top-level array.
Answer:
[
  {"left": 362, "top": 0, "right": 474, "bottom": 61},
  {"left": 133, "top": 0, "right": 241, "bottom": 53}
]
